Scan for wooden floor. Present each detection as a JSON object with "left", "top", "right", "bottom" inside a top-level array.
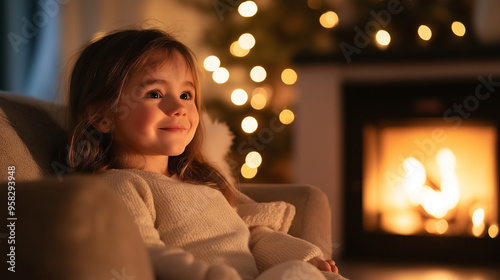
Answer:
[{"left": 338, "top": 260, "right": 500, "bottom": 280}]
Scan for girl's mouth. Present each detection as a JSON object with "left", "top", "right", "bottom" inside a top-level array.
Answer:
[{"left": 159, "top": 127, "right": 186, "bottom": 133}]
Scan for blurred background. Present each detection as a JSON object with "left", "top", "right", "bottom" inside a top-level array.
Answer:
[
  {"left": 2, "top": 0, "right": 500, "bottom": 273},
  {"left": 3, "top": 0, "right": 500, "bottom": 185}
]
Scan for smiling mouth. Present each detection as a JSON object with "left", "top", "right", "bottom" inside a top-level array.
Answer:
[{"left": 159, "top": 127, "right": 186, "bottom": 133}]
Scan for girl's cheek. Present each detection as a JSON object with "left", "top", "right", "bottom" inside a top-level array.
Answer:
[
  {"left": 130, "top": 107, "right": 156, "bottom": 131},
  {"left": 191, "top": 105, "right": 200, "bottom": 126}
]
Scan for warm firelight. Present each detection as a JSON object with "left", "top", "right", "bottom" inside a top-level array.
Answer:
[
  {"left": 401, "top": 148, "right": 460, "bottom": 220},
  {"left": 489, "top": 224, "right": 499, "bottom": 238},
  {"left": 363, "top": 120, "right": 499, "bottom": 237}
]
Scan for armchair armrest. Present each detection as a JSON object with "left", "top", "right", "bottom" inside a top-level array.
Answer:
[
  {"left": 241, "top": 184, "right": 332, "bottom": 259},
  {"left": 3, "top": 176, "right": 154, "bottom": 280}
]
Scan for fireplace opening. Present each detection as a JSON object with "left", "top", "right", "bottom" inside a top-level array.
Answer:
[
  {"left": 363, "top": 120, "right": 498, "bottom": 238},
  {"left": 343, "top": 80, "right": 500, "bottom": 263}
]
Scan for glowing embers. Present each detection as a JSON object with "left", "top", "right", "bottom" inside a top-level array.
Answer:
[{"left": 363, "top": 120, "right": 499, "bottom": 237}]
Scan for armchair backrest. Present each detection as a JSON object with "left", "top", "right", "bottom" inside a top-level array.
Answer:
[{"left": 0, "top": 92, "right": 66, "bottom": 181}]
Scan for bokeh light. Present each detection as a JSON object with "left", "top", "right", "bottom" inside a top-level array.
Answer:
[
  {"left": 238, "top": 33, "right": 256, "bottom": 50},
  {"left": 231, "top": 89, "right": 248, "bottom": 105},
  {"left": 251, "top": 93, "right": 267, "bottom": 110},
  {"left": 281, "top": 68, "right": 298, "bottom": 85},
  {"left": 279, "top": 109, "right": 295, "bottom": 125},
  {"left": 319, "top": 11, "right": 339, "bottom": 28},
  {"left": 241, "top": 116, "right": 258, "bottom": 133},
  {"left": 418, "top": 25, "right": 432, "bottom": 41},
  {"left": 245, "top": 151, "right": 262, "bottom": 168},
  {"left": 375, "top": 30, "right": 391, "bottom": 46},
  {"left": 241, "top": 163, "right": 258, "bottom": 179},
  {"left": 212, "top": 67, "right": 229, "bottom": 84},
  {"left": 451, "top": 21, "right": 466, "bottom": 36},
  {"left": 203, "top": 55, "right": 220, "bottom": 72},
  {"left": 230, "top": 41, "right": 250, "bottom": 57},
  {"left": 238, "top": 1, "right": 258, "bottom": 17},
  {"left": 250, "top": 66, "right": 266, "bottom": 82}
]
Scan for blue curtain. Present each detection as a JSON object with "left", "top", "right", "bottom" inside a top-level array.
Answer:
[{"left": 1, "top": 0, "right": 61, "bottom": 102}]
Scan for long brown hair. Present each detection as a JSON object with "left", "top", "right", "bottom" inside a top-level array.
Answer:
[{"left": 67, "top": 28, "right": 237, "bottom": 205}]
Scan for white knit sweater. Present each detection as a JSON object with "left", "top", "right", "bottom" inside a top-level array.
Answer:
[{"left": 101, "top": 169, "right": 324, "bottom": 280}]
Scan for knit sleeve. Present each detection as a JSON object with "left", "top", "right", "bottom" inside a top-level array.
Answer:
[
  {"left": 236, "top": 192, "right": 295, "bottom": 233},
  {"left": 249, "top": 226, "right": 324, "bottom": 273},
  {"left": 101, "top": 170, "right": 242, "bottom": 280}
]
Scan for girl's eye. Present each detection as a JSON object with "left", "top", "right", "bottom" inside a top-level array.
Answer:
[
  {"left": 180, "top": 92, "right": 193, "bottom": 100},
  {"left": 146, "top": 90, "right": 162, "bottom": 99}
]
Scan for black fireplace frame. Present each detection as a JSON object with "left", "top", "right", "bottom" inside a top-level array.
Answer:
[{"left": 343, "top": 78, "right": 500, "bottom": 264}]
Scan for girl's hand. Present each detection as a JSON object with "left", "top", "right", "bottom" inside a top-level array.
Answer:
[{"left": 307, "top": 256, "right": 339, "bottom": 273}]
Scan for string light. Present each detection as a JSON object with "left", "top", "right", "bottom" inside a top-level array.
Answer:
[
  {"left": 230, "top": 41, "right": 250, "bottom": 57},
  {"left": 250, "top": 66, "right": 266, "bottom": 82},
  {"left": 279, "top": 109, "right": 295, "bottom": 125},
  {"left": 241, "top": 116, "right": 258, "bottom": 133},
  {"left": 281, "top": 68, "right": 297, "bottom": 85},
  {"left": 231, "top": 89, "right": 248, "bottom": 105},
  {"left": 451, "top": 21, "right": 466, "bottom": 36},
  {"left": 238, "top": 1, "right": 258, "bottom": 17},
  {"left": 418, "top": 25, "right": 432, "bottom": 41},
  {"left": 253, "top": 86, "right": 272, "bottom": 98},
  {"left": 245, "top": 151, "right": 262, "bottom": 168},
  {"left": 319, "top": 11, "right": 339, "bottom": 28},
  {"left": 375, "top": 30, "right": 391, "bottom": 47},
  {"left": 241, "top": 163, "right": 258, "bottom": 179},
  {"left": 251, "top": 87, "right": 269, "bottom": 110},
  {"left": 238, "top": 33, "right": 256, "bottom": 50},
  {"left": 251, "top": 93, "right": 267, "bottom": 110},
  {"left": 207, "top": 2, "right": 475, "bottom": 182},
  {"left": 212, "top": 67, "right": 229, "bottom": 84},
  {"left": 203, "top": 55, "right": 220, "bottom": 72}
]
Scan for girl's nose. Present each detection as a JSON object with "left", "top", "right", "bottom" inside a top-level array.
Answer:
[{"left": 162, "top": 97, "right": 187, "bottom": 117}]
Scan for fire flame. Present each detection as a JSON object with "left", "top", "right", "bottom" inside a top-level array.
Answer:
[{"left": 402, "top": 148, "right": 461, "bottom": 219}]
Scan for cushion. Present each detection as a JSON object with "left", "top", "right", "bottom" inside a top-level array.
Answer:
[{"left": 0, "top": 92, "right": 66, "bottom": 181}]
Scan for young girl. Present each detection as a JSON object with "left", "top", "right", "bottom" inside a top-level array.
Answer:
[{"left": 66, "top": 28, "right": 346, "bottom": 280}]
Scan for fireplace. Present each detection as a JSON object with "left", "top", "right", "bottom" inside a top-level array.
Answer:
[{"left": 343, "top": 79, "right": 500, "bottom": 262}]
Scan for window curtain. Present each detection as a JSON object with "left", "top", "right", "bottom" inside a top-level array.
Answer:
[{"left": 1, "top": 0, "right": 61, "bottom": 102}]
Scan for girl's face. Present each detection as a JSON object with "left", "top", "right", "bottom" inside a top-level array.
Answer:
[{"left": 110, "top": 50, "right": 199, "bottom": 167}]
